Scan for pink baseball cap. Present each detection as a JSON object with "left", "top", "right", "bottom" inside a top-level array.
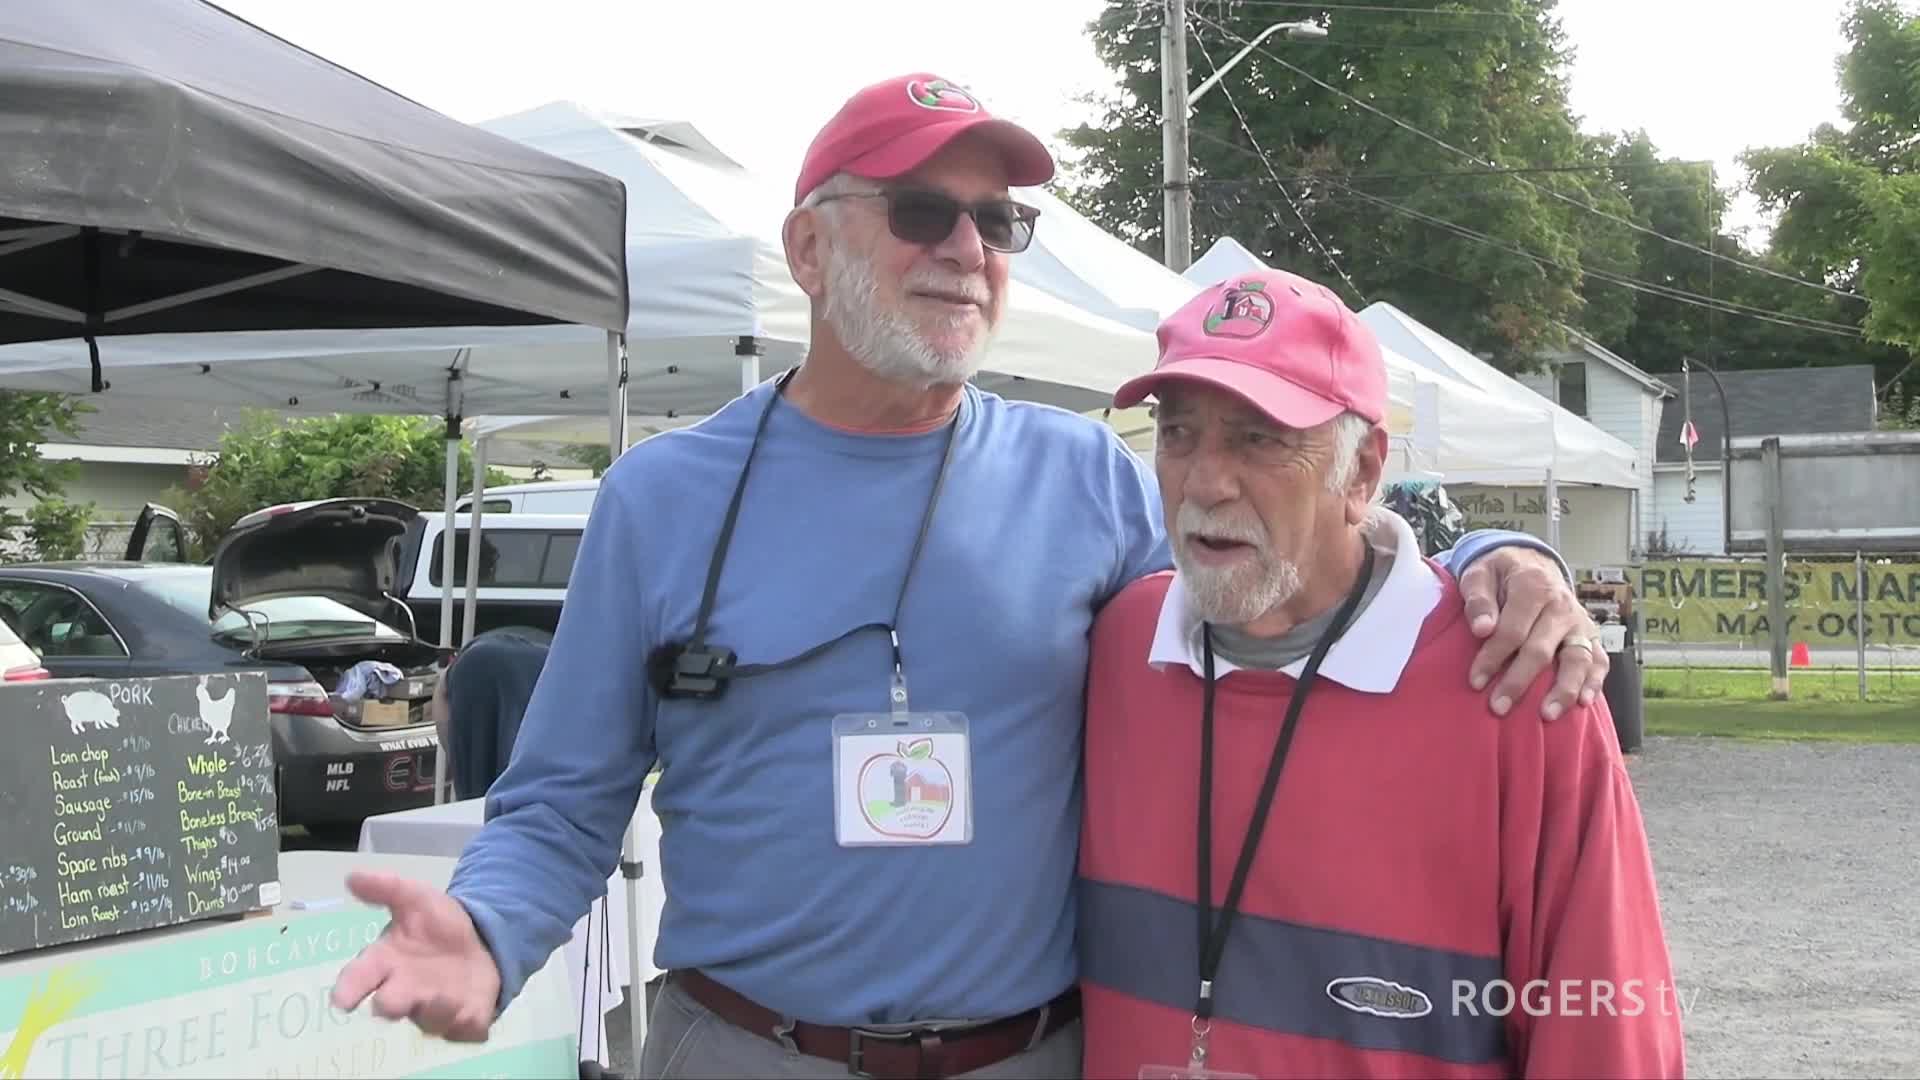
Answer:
[
  {"left": 1114, "top": 269, "right": 1388, "bottom": 429},
  {"left": 793, "top": 73, "right": 1055, "bottom": 205}
]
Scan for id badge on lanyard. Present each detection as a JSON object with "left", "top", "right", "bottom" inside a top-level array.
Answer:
[
  {"left": 1140, "top": 543, "right": 1375, "bottom": 1080},
  {"left": 1135, "top": 1016, "right": 1253, "bottom": 1080},
  {"left": 832, "top": 667, "right": 972, "bottom": 847}
]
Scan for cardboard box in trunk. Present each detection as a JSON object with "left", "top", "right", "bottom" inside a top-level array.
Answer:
[{"left": 360, "top": 700, "right": 411, "bottom": 728}]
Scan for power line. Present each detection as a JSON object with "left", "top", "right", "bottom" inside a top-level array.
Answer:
[
  {"left": 1189, "top": 23, "right": 1368, "bottom": 302},
  {"left": 1184, "top": 126, "right": 1870, "bottom": 338},
  {"left": 1316, "top": 178, "right": 1868, "bottom": 339},
  {"left": 1175, "top": 67, "right": 1869, "bottom": 345},
  {"left": 1176, "top": 0, "right": 1532, "bottom": 18},
  {"left": 1185, "top": 8, "right": 1872, "bottom": 306},
  {"left": 1199, "top": 178, "right": 1716, "bottom": 199},
  {"left": 1197, "top": 161, "right": 1718, "bottom": 182},
  {"left": 1211, "top": 178, "right": 1868, "bottom": 339}
]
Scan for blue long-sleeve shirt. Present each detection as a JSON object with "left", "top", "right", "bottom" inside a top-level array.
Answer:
[{"left": 445, "top": 379, "right": 1563, "bottom": 1025}]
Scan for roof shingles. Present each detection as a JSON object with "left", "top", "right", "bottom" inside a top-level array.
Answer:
[{"left": 1654, "top": 365, "right": 1879, "bottom": 463}]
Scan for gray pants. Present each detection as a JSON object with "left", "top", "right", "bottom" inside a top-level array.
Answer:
[{"left": 638, "top": 974, "right": 1084, "bottom": 1079}]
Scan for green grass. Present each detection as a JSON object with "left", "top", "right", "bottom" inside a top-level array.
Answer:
[{"left": 1643, "top": 666, "right": 1920, "bottom": 743}]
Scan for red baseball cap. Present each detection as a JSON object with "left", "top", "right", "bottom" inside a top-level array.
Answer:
[
  {"left": 793, "top": 73, "right": 1055, "bottom": 205},
  {"left": 1114, "top": 269, "right": 1388, "bottom": 428}
]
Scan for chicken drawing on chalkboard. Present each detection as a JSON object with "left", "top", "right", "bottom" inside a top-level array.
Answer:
[
  {"left": 197, "top": 675, "right": 237, "bottom": 745},
  {"left": 58, "top": 689, "right": 119, "bottom": 735}
]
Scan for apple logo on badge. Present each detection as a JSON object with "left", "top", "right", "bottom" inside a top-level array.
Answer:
[{"left": 858, "top": 737, "right": 955, "bottom": 839}]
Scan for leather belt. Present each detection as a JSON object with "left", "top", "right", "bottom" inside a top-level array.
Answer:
[{"left": 670, "top": 969, "right": 1080, "bottom": 1079}]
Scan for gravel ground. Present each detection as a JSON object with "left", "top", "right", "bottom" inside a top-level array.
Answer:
[
  {"left": 603, "top": 737, "right": 1920, "bottom": 1079},
  {"left": 1628, "top": 736, "right": 1920, "bottom": 1079}
]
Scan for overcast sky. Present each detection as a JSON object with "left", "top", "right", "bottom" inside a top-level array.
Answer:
[{"left": 219, "top": 0, "right": 1858, "bottom": 238}]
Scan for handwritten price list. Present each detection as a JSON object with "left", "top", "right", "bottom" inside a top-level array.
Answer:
[{"left": 0, "top": 674, "right": 281, "bottom": 957}]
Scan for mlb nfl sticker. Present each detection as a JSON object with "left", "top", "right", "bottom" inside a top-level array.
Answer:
[{"left": 833, "top": 714, "right": 972, "bottom": 846}]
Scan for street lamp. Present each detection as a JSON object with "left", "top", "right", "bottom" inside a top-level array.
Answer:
[
  {"left": 1679, "top": 354, "right": 1732, "bottom": 554},
  {"left": 1162, "top": 6, "right": 1329, "bottom": 271},
  {"left": 1188, "top": 21, "right": 1328, "bottom": 106}
]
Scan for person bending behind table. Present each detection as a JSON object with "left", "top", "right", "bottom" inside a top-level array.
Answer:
[
  {"left": 430, "top": 626, "right": 555, "bottom": 800},
  {"left": 1077, "top": 269, "right": 1685, "bottom": 1080}
]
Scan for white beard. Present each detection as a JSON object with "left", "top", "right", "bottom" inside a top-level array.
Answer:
[
  {"left": 1171, "top": 501, "right": 1304, "bottom": 626},
  {"left": 820, "top": 239, "right": 993, "bottom": 387}
]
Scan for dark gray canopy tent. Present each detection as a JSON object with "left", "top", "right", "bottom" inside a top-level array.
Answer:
[
  {"left": 2, "top": 7, "right": 641, "bottom": 1065},
  {"left": 0, "top": 0, "right": 631, "bottom": 394},
  {"left": 0, "top": 0, "right": 634, "bottom": 662}
]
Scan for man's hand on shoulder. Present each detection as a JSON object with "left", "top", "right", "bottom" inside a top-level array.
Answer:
[
  {"left": 1457, "top": 546, "right": 1608, "bottom": 722},
  {"left": 330, "top": 871, "right": 503, "bottom": 1043}
]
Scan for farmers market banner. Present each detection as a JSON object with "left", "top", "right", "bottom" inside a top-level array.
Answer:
[{"left": 1637, "top": 558, "right": 1920, "bottom": 647}]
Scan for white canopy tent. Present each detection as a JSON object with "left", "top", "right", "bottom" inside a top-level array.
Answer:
[
  {"left": 1179, "top": 238, "right": 1644, "bottom": 550},
  {"left": 0, "top": 100, "right": 1165, "bottom": 650},
  {"left": 1010, "top": 226, "right": 1572, "bottom": 493},
  {"left": 1183, "top": 235, "right": 1272, "bottom": 291},
  {"left": 0, "top": 103, "right": 1157, "bottom": 418},
  {"left": 1357, "top": 301, "right": 1642, "bottom": 490}
]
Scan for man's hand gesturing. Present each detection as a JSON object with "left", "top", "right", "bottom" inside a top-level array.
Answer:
[{"left": 329, "top": 870, "right": 502, "bottom": 1043}]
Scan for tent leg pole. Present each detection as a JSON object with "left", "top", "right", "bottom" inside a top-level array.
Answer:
[
  {"left": 439, "top": 430, "right": 460, "bottom": 652},
  {"left": 1545, "top": 469, "right": 1560, "bottom": 551},
  {"left": 737, "top": 335, "right": 761, "bottom": 394},
  {"left": 604, "top": 327, "right": 646, "bottom": 1061},
  {"left": 622, "top": 811, "right": 647, "bottom": 1064},
  {"left": 461, "top": 436, "right": 487, "bottom": 646},
  {"left": 608, "top": 331, "right": 629, "bottom": 459},
  {"left": 434, "top": 421, "right": 460, "bottom": 805}
]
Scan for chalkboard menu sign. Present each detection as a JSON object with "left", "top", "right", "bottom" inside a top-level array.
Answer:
[{"left": 0, "top": 673, "right": 281, "bottom": 958}]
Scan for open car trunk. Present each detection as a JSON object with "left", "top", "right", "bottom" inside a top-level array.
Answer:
[
  {"left": 209, "top": 498, "right": 449, "bottom": 730},
  {"left": 251, "top": 635, "right": 444, "bottom": 730}
]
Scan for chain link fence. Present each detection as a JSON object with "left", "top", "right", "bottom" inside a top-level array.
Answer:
[{"left": 0, "top": 521, "right": 145, "bottom": 564}]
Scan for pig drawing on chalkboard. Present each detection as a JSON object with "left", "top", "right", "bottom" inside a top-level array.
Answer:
[
  {"left": 59, "top": 689, "right": 120, "bottom": 734},
  {"left": 197, "top": 675, "right": 236, "bottom": 744}
]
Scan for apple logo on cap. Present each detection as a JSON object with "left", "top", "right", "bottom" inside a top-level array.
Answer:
[{"left": 906, "top": 78, "right": 981, "bottom": 113}]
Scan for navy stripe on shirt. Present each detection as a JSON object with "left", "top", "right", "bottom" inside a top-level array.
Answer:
[{"left": 1078, "top": 878, "right": 1508, "bottom": 1065}]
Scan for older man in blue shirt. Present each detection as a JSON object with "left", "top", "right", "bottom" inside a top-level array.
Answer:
[{"left": 332, "top": 73, "right": 1608, "bottom": 1079}]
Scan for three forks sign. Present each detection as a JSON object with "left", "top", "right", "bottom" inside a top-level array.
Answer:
[{"left": 0, "top": 673, "right": 280, "bottom": 957}]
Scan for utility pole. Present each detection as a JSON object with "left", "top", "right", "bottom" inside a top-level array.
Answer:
[
  {"left": 1160, "top": 0, "right": 1191, "bottom": 272},
  {"left": 1761, "top": 436, "right": 1790, "bottom": 699}
]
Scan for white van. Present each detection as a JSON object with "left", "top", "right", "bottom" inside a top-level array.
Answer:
[
  {"left": 398, "top": 511, "right": 586, "bottom": 643},
  {"left": 454, "top": 479, "right": 599, "bottom": 516}
]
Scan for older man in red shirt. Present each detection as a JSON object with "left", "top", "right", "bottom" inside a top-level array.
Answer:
[{"left": 1077, "top": 269, "right": 1685, "bottom": 1079}]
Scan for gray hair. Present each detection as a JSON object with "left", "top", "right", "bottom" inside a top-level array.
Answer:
[
  {"left": 799, "top": 172, "right": 872, "bottom": 228},
  {"left": 1324, "top": 411, "right": 1382, "bottom": 499}
]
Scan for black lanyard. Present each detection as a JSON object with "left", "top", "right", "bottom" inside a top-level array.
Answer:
[
  {"left": 1193, "top": 541, "right": 1376, "bottom": 1026},
  {"left": 682, "top": 366, "right": 962, "bottom": 693}
]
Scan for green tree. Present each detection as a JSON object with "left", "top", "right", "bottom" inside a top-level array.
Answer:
[
  {"left": 25, "top": 498, "right": 95, "bottom": 562},
  {"left": 179, "top": 412, "right": 512, "bottom": 548},
  {"left": 1882, "top": 379, "right": 1920, "bottom": 428},
  {"left": 1058, "top": 0, "right": 1644, "bottom": 371},
  {"left": 0, "top": 391, "right": 87, "bottom": 549},
  {"left": 560, "top": 444, "right": 613, "bottom": 477},
  {"left": 1579, "top": 131, "right": 1902, "bottom": 377},
  {"left": 1743, "top": 0, "right": 1920, "bottom": 389}
]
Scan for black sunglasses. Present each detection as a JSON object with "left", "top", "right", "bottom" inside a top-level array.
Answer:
[{"left": 814, "top": 187, "right": 1041, "bottom": 253}]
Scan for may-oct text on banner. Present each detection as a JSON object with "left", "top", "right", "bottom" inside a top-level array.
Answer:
[{"left": 1636, "top": 558, "right": 1920, "bottom": 647}]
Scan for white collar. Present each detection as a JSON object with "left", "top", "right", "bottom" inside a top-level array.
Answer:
[{"left": 1146, "top": 508, "right": 1443, "bottom": 694}]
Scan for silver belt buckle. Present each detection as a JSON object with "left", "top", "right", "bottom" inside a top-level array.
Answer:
[{"left": 847, "top": 1026, "right": 918, "bottom": 1078}]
